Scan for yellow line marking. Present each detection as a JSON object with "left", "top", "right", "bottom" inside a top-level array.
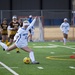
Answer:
[{"left": 46, "top": 55, "right": 75, "bottom": 61}]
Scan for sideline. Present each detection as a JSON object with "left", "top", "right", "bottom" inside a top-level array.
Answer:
[{"left": 0, "top": 62, "right": 19, "bottom": 75}]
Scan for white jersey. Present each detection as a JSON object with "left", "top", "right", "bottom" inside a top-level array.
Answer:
[
  {"left": 14, "top": 18, "right": 36, "bottom": 48},
  {"left": 60, "top": 22, "right": 70, "bottom": 34}
]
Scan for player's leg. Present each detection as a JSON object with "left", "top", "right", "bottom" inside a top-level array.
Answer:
[
  {"left": 63, "top": 33, "right": 67, "bottom": 45},
  {"left": 0, "top": 41, "right": 17, "bottom": 51},
  {"left": 65, "top": 34, "right": 68, "bottom": 44},
  {"left": 0, "top": 34, "right": 2, "bottom": 41},
  {"left": 2, "top": 31, "right": 8, "bottom": 44},
  {"left": 6, "top": 35, "right": 13, "bottom": 46},
  {"left": 1, "top": 35, "right": 5, "bottom": 42},
  {"left": 0, "top": 41, "right": 8, "bottom": 50},
  {"left": 30, "top": 29, "right": 34, "bottom": 42},
  {"left": 22, "top": 46, "right": 35, "bottom": 62},
  {"left": 5, "top": 35, "right": 8, "bottom": 44},
  {"left": 28, "top": 29, "right": 33, "bottom": 42},
  {"left": 6, "top": 44, "right": 17, "bottom": 51},
  {"left": 30, "top": 34, "right": 32, "bottom": 42},
  {"left": 0, "top": 34, "right": 5, "bottom": 51},
  {"left": 6, "top": 35, "right": 20, "bottom": 53},
  {"left": 21, "top": 46, "right": 39, "bottom": 64}
]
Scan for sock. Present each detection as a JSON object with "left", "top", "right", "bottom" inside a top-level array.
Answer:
[
  {"left": 63, "top": 38, "right": 66, "bottom": 45},
  {"left": 29, "top": 51, "right": 35, "bottom": 62},
  {"left": 0, "top": 42, "right": 8, "bottom": 50}
]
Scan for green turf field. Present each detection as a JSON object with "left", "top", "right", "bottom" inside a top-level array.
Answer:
[{"left": 0, "top": 42, "right": 75, "bottom": 75}]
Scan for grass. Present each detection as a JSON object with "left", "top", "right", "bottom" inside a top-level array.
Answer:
[{"left": 0, "top": 42, "right": 75, "bottom": 75}]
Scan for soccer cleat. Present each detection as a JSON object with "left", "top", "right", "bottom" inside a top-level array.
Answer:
[
  {"left": 16, "top": 51, "right": 20, "bottom": 53},
  {"left": 31, "top": 61, "right": 39, "bottom": 64},
  {"left": 30, "top": 40, "right": 33, "bottom": 42},
  {"left": 16, "top": 48, "right": 20, "bottom": 53},
  {"left": 3, "top": 48, "right": 5, "bottom": 51}
]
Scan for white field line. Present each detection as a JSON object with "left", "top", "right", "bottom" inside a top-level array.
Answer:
[
  {"left": 33, "top": 44, "right": 75, "bottom": 50},
  {"left": 0, "top": 62, "right": 19, "bottom": 75},
  {"left": 37, "top": 66, "right": 44, "bottom": 69},
  {"left": 33, "top": 45, "right": 58, "bottom": 48},
  {"left": 0, "top": 67, "right": 18, "bottom": 69},
  {"left": 60, "top": 46, "right": 75, "bottom": 50},
  {"left": 49, "top": 44, "right": 75, "bottom": 50},
  {"left": 69, "top": 66, "right": 75, "bottom": 69}
]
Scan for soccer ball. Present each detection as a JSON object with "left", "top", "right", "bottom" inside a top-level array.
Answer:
[{"left": 23, "top": 57, "right": 30, "bottom": 64}]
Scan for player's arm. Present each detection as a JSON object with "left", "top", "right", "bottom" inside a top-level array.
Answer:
[
  {"left": 7, "top": 25, "right": 14, "bottom": 30},
  {"left": 7, "top": 22, "right": 16, "bottom": 30},
  {"left": 8, "top": 25, "right": 17, "bottom": 30},
  {"left": 13, "top": 28, "right": 21, "bottom": 42},
  {"left": 13, "top": 33, "right": 19, "bottom": 42},
  {"left": 27, "top": 17, "right": 36, "bottom": 31},
  {"left": 7, "top": 22, "right": 13, "bottom": 30},
  {"left": 60, "top": 23, "right": 63, "bottom": 32}
]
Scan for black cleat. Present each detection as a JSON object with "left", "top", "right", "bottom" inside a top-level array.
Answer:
[
  {"left": 16, "top": 51, "right": 20, "bottom": 53},
  {"left": 30, "top": 40, "right": 33, "bottom": 42},
  {"left": 3, "top": 48, "right": 5, "bottom": 51}
]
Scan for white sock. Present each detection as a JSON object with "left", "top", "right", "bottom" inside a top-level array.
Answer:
[
  {"left": 29, "top": 51, "right": 35, "bottom": 62},
  {"left": 0, "top": 42, "right": 8, "bottom": 50},
  {"left": 63, "top": 38, "right": 66, "bottom": 44}
]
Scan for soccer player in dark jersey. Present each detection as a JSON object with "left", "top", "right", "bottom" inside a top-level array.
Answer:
[
  {"left": 0, "top": 18, "right": 8, "bottom": 44},
  {"left": 7, "top": 15, "right": 20, "bottom": 53}
]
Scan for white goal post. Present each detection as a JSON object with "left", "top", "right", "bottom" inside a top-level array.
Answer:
[{"left": 18, "top": 16, "right": 44, "bottom": 42}]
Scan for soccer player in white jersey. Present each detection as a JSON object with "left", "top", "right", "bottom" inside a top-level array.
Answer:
[
  {"left": 60, "top": 18, "right": 70, "bottom": 45},
  {"left": 0, "top": 17, "right": 39, "bottom": 64}
]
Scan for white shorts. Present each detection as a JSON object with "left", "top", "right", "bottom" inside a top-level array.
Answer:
[{"left": 15, "top": 42, "right": 28, "bottom": 48}]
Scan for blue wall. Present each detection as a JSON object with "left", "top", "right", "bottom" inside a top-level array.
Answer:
[{"left": 44, "top": 19, "right": 63, "bottom": 26}]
